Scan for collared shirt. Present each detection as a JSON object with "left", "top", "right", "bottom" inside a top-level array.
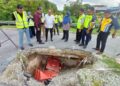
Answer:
[
  {"left": 44, "top": 14, "right": 54, "bottom": 28},
  {"left": 33, "top": 11, "right": 42, "bottom": 29}
]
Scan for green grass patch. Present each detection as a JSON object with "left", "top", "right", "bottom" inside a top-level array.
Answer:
[
  {"left": 102, "top": 55, "right": 120, "bottom": 74},
  {"left": 0, "top": 25, "right": 16, "bottom": 29}
]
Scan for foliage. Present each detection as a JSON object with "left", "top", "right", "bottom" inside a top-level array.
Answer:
[{"left": 0, "top": 0, "right": 58, "bottom": 20}]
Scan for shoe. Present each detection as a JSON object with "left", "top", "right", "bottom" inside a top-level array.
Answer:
[
  {"left": 74, "top": 40, "right": 77, "bottom": 42},
  {"left": 20, "top": 47, "right": 24, "bottom": 50},
  {"left": 64, "top": 40, "right": 68, "bottom": 42},
  {"left": 79, "top": 44, "right": 84, "bottom": 46},
  {"left": 93, "top": 48, "right": 100, "bottom": 51},
  {"left": 29, "top": 44, "right": 33, "bottom": 47},
  {"left": 96, "top": 51, "right": 103, "bottom": 55},
  {"left": 61, "top": 38, "right": 64, "bottom": 40},
  {"left": 39, "top": 42, "right": 45, "bottom": 44},
  {"left": 83, "top": 45, "right": 87, "bottom": 49},
  {"left": 45, "top": 40, "right": 48, "bottom": 42},
  {"left": 76, "top": 42, "right": 79, "bottom": 44},
  {"left": 51, "top": 39, "right": 53, "bottom": 42}
]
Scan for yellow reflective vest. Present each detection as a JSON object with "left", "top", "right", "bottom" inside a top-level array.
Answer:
[
  {"left": 83, "top": 15, "right": 93, "bottom": 28},
  {"left": 59, "top": 15, "right": 63, "bottom": 22},
  {"left": 77, "top": 14, "right": 85, "bottom": 29},
  {"left": 13, "top": 11, "right": 29, "bottom": 29},
  {"left": 100, "top": 18, "right": 112, "bottom": 32},
  {"left": 54, "top": 15, "right": 59, "bottom": 24},
  {"left": 28, "top": 16, "right": 34, "bottom": 27}
]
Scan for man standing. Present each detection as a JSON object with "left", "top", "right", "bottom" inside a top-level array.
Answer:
[
  {"left": 80, "top": 7, "right": 96, "bottom": 48},
  {"left": 28, "top": 12, "right": 35, "bottom": 38},
  {"left": 34, "top": 7, "right": 44, "bottom": 44},
  {"left": 13, "top": 4, "right": 33, "bottom": 50},
  {"left": 54, "top": 14, "right": 59, "bottom": 35},
  {"left": 94, "top": 10, "right": 119, "bottom": 54},
  {"left": 74, "top": 9, "right": 85, "bottom": 44},
  {"left": 44, "top": 10, "right": 55, "bottom": 42}
]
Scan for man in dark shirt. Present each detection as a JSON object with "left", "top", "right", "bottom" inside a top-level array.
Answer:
[{"left": 34, "top": 7, "right": 44, "bottom": 44}]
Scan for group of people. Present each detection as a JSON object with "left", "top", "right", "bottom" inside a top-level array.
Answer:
[
  {"left": 13, "top": 4, "right": 63, "bottom": 50},
  {"left": 13, "top": 4, "right": 119, "bottom": 54},
  {"left": 74, "top": 7, "right": 119, "bottom": 54}
]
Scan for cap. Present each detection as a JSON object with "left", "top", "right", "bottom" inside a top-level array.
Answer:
[
  {"left": 104, "top": 10, "right": 111, "bottom": 14},
  {"left": 17, "top": 4, "right": 23, "bottom": 9}
]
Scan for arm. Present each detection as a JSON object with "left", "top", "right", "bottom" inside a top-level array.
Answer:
[
  {"left": 33, "top": 13, "right": 39, "bottom": 30},
  {"left": 87, "top": 15, "right": 96, "bottom": 33},
  {"left": 112, "top": 17, "right": 120, "bottom": 38}
]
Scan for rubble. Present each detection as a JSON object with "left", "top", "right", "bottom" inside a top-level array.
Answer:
[{"left": 0, "top": 48, "right": 120, "bottom": 86}]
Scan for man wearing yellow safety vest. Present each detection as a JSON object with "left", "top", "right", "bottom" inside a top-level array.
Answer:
[
  {"left": 28, "top": 12, "right": 35, "bottom": 38},
  {"left": 59, "top": 14, "right": 63, "bottom": 28},
  {"left": 94, "top": 10, "right": 120, "bottom": 54},
  {"left": 13, "top": 4, "right": 33, "bottom": 50},
  {"left": 54, "top": 14, "right": 59, "bottom": 35},
  {"left": 74, "top": 8, "right": 85, "bottom": 44},
  {"left": 80, "top": 7, "right": 96, "bottom": 48}
]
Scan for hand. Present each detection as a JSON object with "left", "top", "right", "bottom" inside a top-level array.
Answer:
[
  {"left": 79, "top": 29, "right": 81, "bottom": 32},
  {"left": 87, "top": 29, "right": 90, "bottom": 34},
  {"left": 112, "top": 33, "right": 116, "bottom": 38},
  {"left": 38, "top": 28, "right": 40, "bottom": 31}
]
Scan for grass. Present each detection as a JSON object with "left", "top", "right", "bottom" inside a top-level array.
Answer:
[{"left": 102, "top": 55, "right": 120, "bottom": 74}]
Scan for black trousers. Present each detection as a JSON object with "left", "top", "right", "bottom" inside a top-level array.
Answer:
[
  {"left": 81, "top": 28, "right": 92, "bottom": 46},
  {"left": 36, "top": 27, "right": 42, "bottom": 42},
  {"left": 62, "top": 30, "right": 69, "bottom": 41},
  {"left": 54, "top": 24, "right": 59, "bottom": 35},
  {"left": 96, "top": 31, "right": 109, "bottom": 52},
  {"left": 29, "top": 26, "right": 35, "bottom": 38},
  {"left": 45, "top": 28, "right": 53, "bottom": 41},
  {"left": 75, "top": 29, "right": 83, "bottom": 43}
]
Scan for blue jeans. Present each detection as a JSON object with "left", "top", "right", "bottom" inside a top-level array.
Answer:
[{"left": 18, "top": 28, "right": 31, "bottom": 48}]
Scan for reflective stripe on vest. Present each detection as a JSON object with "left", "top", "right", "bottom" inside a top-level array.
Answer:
[
  {"left": 100, "top": 18, "right": 112, "bottom": 32},
  {"left": 13, "top": 11, "right": 29, "bottom": 29},
  {"left": 84, "top": 15, "right": 93, "bottom": 28},
  {"left": 77, "top": 14, "right": 85, "bottom": 29}
]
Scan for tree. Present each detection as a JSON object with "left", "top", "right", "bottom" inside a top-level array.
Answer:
[{"left": 0, "top": 0, "right": 58, "bottom": 20}]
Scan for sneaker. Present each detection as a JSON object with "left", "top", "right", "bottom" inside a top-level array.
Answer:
[
  {"left": 39, "top": 42, "right": 45, "bottom": 44},
  {"left": 83, "top": 45, "right": 87, "bottom": 49},
  {"left": 20, "top": 47, "right": 24, "bottom": 50},
  {"left": 45, "top": 40, "right": 48, "bottom": 42},
  {"left": 64, "top": 40, "right": 68, "bottom": 42},
  {"left": 76, "top": 42, "right": 79, "bottom": 44},
  {"left": 74, "top": 40, "right": 77, "bottom": 42},
  {"left": 96, "top": 51, "right": 103, "bottom": 55},
  {"left": 61, "top": 38, "right": 64, "bottom": 40},
  {"left": 79, "top": 44, "right": 84, "bottom": 46},
  {"left": 93, "top": 48, "right": 100, "bottom": 51},
  {"left": 51, "top": 39, "right": 53, "bottom": 42},
  {"left": 29, "top": 44, "right": 33, "bottom": 47}
]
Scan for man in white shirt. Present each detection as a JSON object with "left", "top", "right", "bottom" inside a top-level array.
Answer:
[{"left": 44, "top": 9, "right": 54, "bottom": 42}]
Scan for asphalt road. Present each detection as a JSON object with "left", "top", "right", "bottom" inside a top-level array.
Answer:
[{"left": 0, "top": 29, "right": 120, "bottom": 73}]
